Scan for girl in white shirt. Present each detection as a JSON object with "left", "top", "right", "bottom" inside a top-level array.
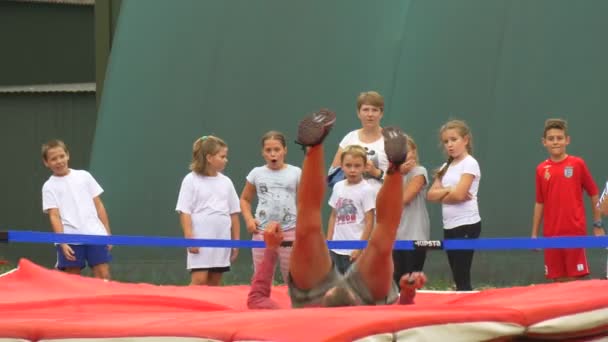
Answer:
[
  {"left": 176, "top": 136, "right": 241, "bottom": 286},
  {"left": 427, "top": 120, "right": 481, "bottom": 291}
]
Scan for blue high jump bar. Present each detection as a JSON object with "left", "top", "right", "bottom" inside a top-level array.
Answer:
[{"left": 2, "top": 230, "right": 608, "bottom": 251}]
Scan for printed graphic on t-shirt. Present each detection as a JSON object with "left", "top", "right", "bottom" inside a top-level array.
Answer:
[
  {"left": 363, "top": 147, "right": 379, "bottom": 179},
  {"left": 544, "top": 166, "right": 551, "bottom": 181},
  {"left": 335, "top": 198, "right": 358, "bottom": 224},
  {"left": 564, "top": 166, "right": 574, "bottom": 178},
  {"left": 257, "top": 181, "right": 296, "bottom": 225}
]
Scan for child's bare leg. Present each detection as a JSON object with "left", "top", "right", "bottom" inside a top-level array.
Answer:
[
  {"left": 289, "top": 145, "right": 332, "bottom": 290},
  {"left": 92, "top": 263, "right": 110, "bottom": 280},
  {"left": 190, "top": 270, "right": 209, "bottom": 285},
  {"left": 207, "top": 272, "right": 223, "bottom": 286},
  {"left": 63, "top": 267, "right": 81, "bottom": 275}
]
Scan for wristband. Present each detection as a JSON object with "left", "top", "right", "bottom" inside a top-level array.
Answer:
[{"left": 593, "top": 219, "right": 604, "bottom": 228}]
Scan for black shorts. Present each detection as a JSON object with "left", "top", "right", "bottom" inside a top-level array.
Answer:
[{"left": 190, "top": 266, "right": 230, "bottom": 273}]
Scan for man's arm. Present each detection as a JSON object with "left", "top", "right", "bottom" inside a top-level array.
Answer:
[
  {"left": 247, "top": 248, "right": 280, "bottom": 309},
  {"left": 247, "top": 222, "right": 282, "bottom": 310},
  {"left": 398, "top": 272, "right": 426, "bottom": 305}
]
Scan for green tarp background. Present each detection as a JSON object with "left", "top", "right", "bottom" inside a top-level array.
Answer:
[{"left": 88, "top": 0, "right": 608, "bottom": 285}]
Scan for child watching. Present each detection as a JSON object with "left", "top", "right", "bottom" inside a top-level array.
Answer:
[
  {"left": 42, "top": 139, "right": 112, "bottom": 279},
  {"left": 326, "top": 145, "right": 375, "bottom": 274},
  {"left": 531, "top": 119, "right": 602, "bottom": 281}
]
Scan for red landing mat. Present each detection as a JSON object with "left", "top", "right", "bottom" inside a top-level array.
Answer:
[{"left": 0, "top": 259, "right": 606, "bottom": 341}]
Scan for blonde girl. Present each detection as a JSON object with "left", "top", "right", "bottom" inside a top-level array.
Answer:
[{"left": 176, "top": 136, "right": 241, "bottom": 286}]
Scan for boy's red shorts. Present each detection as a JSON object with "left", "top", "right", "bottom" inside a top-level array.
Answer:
[{"left": 544, "top": 248, "right": 589, "bottom": 279}]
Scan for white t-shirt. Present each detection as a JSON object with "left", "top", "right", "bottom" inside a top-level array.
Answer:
[
  {"left": 397, "top": 166, "right": 431, "bottom": 240},
  {"left": 598, "top": 181, "right": 608, "bottom": 208},
  {"left": 176, "top": 172, "right": 241, "bottom": 269},
  {"left": 328, "top": 179, "right": 376, "bottom": 255},
  {"left": 246, "top": 164, "right": 301, "bottom": 231},
  {"left": 440, "top": 155, "right": 481, "bottom": 229},
  {"left": 339, "top": 129, "right": 388, "bottom": 194},
  {"left": 42, "top": 169, "right": 108, "bottom": 236}
]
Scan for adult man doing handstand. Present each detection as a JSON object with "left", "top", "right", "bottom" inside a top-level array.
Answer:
[
  {"left": 282, "top": 109, "right": 420, "bottom": 307},
  {"left": 247, "top": 222, "right": 426, "bottom": 309}
]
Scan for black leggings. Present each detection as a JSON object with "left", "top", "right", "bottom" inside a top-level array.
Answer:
[
  {"left": 392, "top": 249, "right": 426, "bottom": 285},
  {"left": 444, "top": 221, "right": 481, "bottom": 291}
]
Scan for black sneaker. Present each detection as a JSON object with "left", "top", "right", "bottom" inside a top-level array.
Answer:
[
  {"left": 295, "top": 108, "right": 336, "bottom": 147},
  {"left": 382, "top": 126, "right": 408, "bottom": 168}
]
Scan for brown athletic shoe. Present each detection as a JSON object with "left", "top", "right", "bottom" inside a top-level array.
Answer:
[
  {"left": 295, "top": 108, "right": 336, "bottom": 147},
  {"left": 382, "top": 126, "right": 408, "bottom": 167}
]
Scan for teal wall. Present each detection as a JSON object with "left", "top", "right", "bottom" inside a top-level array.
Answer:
[{"left": 85, "top": 0, "right": 608, "bottom": 285}]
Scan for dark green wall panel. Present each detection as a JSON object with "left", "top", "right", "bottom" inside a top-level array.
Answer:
[{"left": 0, "top": 2, "right": 94, "bottom": 85}]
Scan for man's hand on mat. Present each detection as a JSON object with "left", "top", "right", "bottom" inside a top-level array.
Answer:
[
  {"left": 246, "top": 218, "right": 261, "bottom": 234},
  {"left": 60, "top": 244, "right": 76, "bottom": 261},
  {"left": 188, "top": 247, "right": 200, "bottom": 254},
  {"left": 264, "top": 222, "right": 283, "bottom": 251},
  {"left": 398, "top": 272, "right": 426, "bottom": 305},
  {"left": 231, "top": 248, "right": 239, "bottom": 262},
  {"left": 400, "top": 272, "right": 426, "bottom": 290}
]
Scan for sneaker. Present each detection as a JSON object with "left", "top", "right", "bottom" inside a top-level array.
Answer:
[
  {"left": 382, "top": 126, "right": 408, "bottom": 167},
  {"left": 295, "top": 108, "right": 336, "bottom": 147}
]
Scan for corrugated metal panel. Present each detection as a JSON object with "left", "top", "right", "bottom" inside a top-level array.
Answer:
[
  {"left": 0, "top": 83, "right": 96, "bottom": 94},
  {"left": 0, "top": 92, "right": 97, "bottom": 266},
  {"left": 9, "top": 0, "right": 94, "bottom": 5}
]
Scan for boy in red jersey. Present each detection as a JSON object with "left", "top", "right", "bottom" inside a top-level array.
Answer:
[{"left": 531, "top": 119, "right": 604, "bottom": 281}]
